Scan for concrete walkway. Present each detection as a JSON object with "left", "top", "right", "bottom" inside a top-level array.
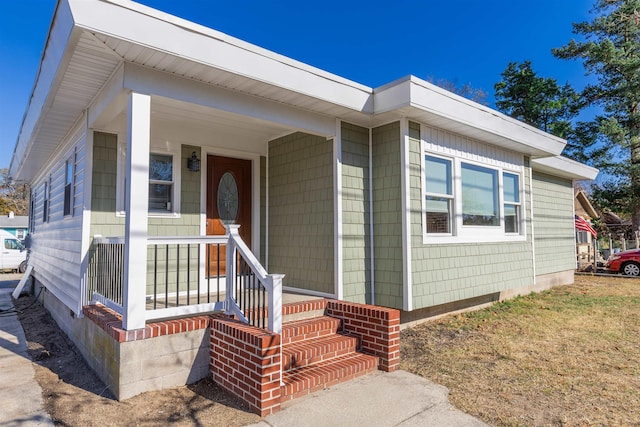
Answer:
[
  {"left": 248, "top": 370, "right": 488, "bottom": 427},
  {"left": 0, "top": 275, "right": 54, "bottom": 427}
]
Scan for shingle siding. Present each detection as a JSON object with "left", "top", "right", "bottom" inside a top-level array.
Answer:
[
  {"left": 90, "top": 132, "right": 201, "bottom": 295},
  {"left": 532, "top": 172, "right": 576, "bottom": 275},
  {"left": 268, "top": 132, "right": 334, "bottom": 294},
  {"left": 341, "top": 122, "right": 371, "bottom": 304},
  {"left": 410, "top": 124, "right": 534, "bottom": 310},
  {"left": 372, "top": 122, "right": 403, "bottom": 309}
]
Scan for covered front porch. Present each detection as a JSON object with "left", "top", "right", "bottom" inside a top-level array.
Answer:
[{"left": 85, "top": 60, "right": 345, "bottom": 331}]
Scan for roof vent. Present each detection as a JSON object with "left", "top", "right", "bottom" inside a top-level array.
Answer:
[{"left": 8, "top": 211, "right": 14, "bottom": 219}]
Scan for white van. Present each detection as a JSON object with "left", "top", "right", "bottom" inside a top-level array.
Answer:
[{"left": 0, "top": 230, "right": 27, "bottom": 273}]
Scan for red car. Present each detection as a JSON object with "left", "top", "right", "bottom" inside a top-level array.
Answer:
[{"left": 606, "top": 249, "right": 640, "bottom": 276}]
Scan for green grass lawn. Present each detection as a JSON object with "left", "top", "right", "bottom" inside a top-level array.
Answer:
[{"left": 400, "top": 275, "right": 640, "bottom": 426}]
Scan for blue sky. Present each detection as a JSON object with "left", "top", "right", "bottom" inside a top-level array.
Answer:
[{"left": 0, "top": 0, "right": 595, "bottom": 170}]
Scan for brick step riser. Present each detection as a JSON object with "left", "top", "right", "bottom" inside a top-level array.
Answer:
[
  {"left": 244, "top": 300, "right": 329, "bottom": 326},
  {"left": 280, "top": 317, "right": 342, "bottom": 345},
  {"left": 253, "top": 309, "right": 327, "bottom": 325},
  {"left": 282, "top": 308, "right": 326, "bottom": 324},
  {"left": 282, "top": 334, "right": 359, "bottom": 371},
  {"left": 280, "top": 354, "right": 379, "bottom": 402}
]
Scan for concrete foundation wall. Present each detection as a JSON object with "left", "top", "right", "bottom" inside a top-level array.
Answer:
[{"left": 33, "top": 278, "right": 209, "bottom": 400}]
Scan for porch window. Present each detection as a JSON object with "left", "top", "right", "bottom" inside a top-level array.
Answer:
[
  {"left": 149, "top": 153, "right": 174, "bottom": 212},
  {"left": 425, "top": 155, "right": 453, "bottom": 234},
  {"left": 503, "top": 172, "right": 520, "bottom": 233},
  {"left": 576, "top": 230, "right": 589, "bottom": 244},
  {"left": 116, "top": 139, "right": 181, "bottom": 216}
]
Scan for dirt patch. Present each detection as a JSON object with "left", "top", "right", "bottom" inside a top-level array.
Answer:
[
  {"left": 401, "top": 274, "right": 640, "bottom": 426},
  {"left": 12, "top": 293, "right": 261, "bottom": 427}
]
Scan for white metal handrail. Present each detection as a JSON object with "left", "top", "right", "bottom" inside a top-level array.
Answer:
[{"left": 225, "top": 224, "right": 284, "bottom": 334}]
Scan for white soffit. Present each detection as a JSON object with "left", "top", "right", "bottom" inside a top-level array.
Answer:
[
  {"left": 532, "top": 156, "right": 599, "bottom": 181},
  {"left": 373, "top": 76, "right": 567, "bottom": 157}
]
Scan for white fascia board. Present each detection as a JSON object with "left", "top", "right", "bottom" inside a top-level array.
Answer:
[
  {"left": 122, "top": 63, "right": 336, "bottom": 137},
  {"left": 532, "top": 156, "right": 599, "bottom": 181},
  {"left": 373, "top": 76, "right": 567, "bottom": 157},
  {"left": 9, "top": 0, "right": 77, "bottom": 181},
  {"left": 68, "top": 0, "right": 373, "bottom": 113}
]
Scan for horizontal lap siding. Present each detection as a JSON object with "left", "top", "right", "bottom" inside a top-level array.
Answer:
[
  {"left": 372, "top": 122, "right": 403, "bottom": 309},
  {"left": 268, "top": 132, "right": 334, "bottom": 294},
  {"left": 410, "top": 124, "right": 534, "bottom": 310},
  {"left": 29, "top": 129, "right": 86, "bottom": 312},
  {"left": 341, "top": 122, "right": 371, "bottom": 304},
  {"left": 532, "top": 172, "right": 575, "bottom": 275}
]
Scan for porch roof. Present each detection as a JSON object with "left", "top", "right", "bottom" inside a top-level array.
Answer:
[{"left": 11, "top": 0, "right": 571, "bottom": 182}]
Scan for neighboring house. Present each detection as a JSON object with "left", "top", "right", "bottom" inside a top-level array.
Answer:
[
  {"left": 9, "top": 0, "right": 598, "bottom": 414},
  {"left": 0, "top": 212, "right": 29, "bottom": 240},
  {"left": 574, "top": 188, "right": 599, "bottom": 270}
]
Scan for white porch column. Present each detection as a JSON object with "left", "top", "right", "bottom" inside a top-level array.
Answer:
[{"left": 123, "top": 92, "right": 150, "bottom": 330}]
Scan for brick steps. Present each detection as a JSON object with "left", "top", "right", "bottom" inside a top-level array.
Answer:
[
  {"left": 282, "top": 332, "right": 359, "bottom": 370},
  {"left": 281, "top": 316, "right": 341, "bottom": 344},
  {"left": 281, "top": 352, "right": 379, "bottom": 402},
  {"left": 279, "top": 314, "right": 379, "bottom": 402}
]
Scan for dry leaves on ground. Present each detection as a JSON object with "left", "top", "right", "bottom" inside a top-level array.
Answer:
[{"left": 401, "top": 275, "right": 640, "bottom": 426}]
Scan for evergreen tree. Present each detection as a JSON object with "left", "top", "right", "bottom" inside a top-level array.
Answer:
[
  {"left": 494, "top": 61, "right": 578, "bottom": 136},
  {"left": 493, "top": 61, "right": 607, "bottom": 168},
  {"left": 553, "top": 0, "right": 640, "bottom": 231}
]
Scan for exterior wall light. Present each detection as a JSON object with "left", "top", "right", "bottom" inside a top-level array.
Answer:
[{"left": 187, "top": 151, "right": 200, "bottom": 172}]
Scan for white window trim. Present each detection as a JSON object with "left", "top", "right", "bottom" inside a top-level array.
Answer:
[
  {"left": 421, "top": 137, "right": 526, "bottom": 245},
  {"left": 116, "top": 136, "right": 181, "bottom": 218}
]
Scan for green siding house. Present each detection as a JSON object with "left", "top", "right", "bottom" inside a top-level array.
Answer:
[{"left": 9, "top": 0, "right": 597, "bottom": 405}]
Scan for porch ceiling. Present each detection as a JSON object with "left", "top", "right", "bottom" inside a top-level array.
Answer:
[{"left": 152, "top": 97, "right": 297, "bottom": 149}]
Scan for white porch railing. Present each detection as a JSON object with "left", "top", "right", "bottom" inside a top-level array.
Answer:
[{"left": 87, "top": 225, "right": 283, "bottom": 333}]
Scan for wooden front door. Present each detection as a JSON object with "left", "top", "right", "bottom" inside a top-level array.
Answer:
[{"left": 206, "top": 155, "right": 252, "bottom": 276}]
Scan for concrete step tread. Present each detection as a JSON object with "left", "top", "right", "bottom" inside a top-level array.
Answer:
[
  {"left": 281, "top": 352, "right": 379, "bottom": 401},
  {"left": 282, "top": 333, "right": 359, "bottom": 371}
]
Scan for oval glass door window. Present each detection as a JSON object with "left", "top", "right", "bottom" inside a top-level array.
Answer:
[{"left": 217, "top": 172, "right": 239, "bottom": 223}]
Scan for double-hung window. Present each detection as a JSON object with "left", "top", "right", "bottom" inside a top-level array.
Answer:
[
  {"left": 64, "top": 156, "right": 74, "bottom": 216},
  {"left": 503, "top": 172, "right": 520, "bottom": 233},
  {"left": 148, "top": 153, "right": 174, "bottom": 212},
  {"left": 42, "top": 179, "right": 50, "bottom": 223},
  {"left": 425, "top": 155, "right": 453, "bottom": 234},
  {"left": 116, "top": 138, "right": 180, "bottom": 216}
]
